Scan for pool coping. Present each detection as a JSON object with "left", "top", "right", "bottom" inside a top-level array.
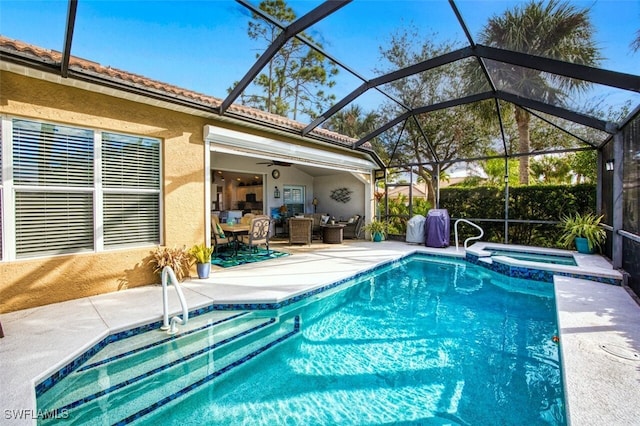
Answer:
[
  {"left": 466, "top": 242, "right": 623, "bottom": 285},
  {"left": 1, "top": 240, "right": 638, "bottom": 425}
]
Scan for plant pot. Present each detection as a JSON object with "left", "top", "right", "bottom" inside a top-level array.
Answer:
[
  {"left": 196, "top": 263, "right": 211, "bottom": 279},
  {"left": 373, "top": 232, "right": 383, "bottom": 242},
  {"left": 574, "top": 237, "right": 594, "bottom": 254}
]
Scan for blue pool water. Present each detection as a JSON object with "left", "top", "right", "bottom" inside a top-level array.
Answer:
[{"left": 38, "top": 255, "right": 565, "bottom": 425}]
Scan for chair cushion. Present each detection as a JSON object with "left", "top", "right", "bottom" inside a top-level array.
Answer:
[{"left": 215, "top": 223, "right": 226, "bottom": 238}]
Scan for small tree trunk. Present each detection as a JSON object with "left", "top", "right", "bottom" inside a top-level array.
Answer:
[
  {"left": 515, "top": 107, "right": 531, "bottom": 185},
  {"left": 426, "top": 178, "right": 436, "bottom": 208},
  {"left": 417, "top": 165, "right": 437, "bottom": 208}
]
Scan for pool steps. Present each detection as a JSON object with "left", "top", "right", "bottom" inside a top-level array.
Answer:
[{"left": 37, "top": 311, "right": 300, "bottom": 425}]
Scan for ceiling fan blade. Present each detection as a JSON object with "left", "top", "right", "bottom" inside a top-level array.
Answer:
[{"left": 256, "top": 160, "right": 292, "bottom": 167}]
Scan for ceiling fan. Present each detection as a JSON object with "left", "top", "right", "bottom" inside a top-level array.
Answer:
[{"left": 256, "top": 160, "right": 292, "bottom": 167}]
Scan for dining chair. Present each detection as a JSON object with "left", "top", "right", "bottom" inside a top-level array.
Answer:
[
  {"left": 211, "top": 215, "right": 232, "bottom": 256},
  {"left": 240, "top": 213, "right": 255, "bottom": 225},
  {"left": 239, "top": 215, "right": 271, "bottom": 254}
]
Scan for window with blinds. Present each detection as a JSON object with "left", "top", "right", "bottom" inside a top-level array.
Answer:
[
  {"left": 102, "top": 132, "right": 160, "bottom": 247},
  {"left": 13, "top": 120, "right": 93, "bottom": 187},
  {"left": 15, "top": 192, "right": 94, "bottom": 256},
  {"left": 9, "top": 119, "right": 161, "bottom": 258},
  {"left": 103, "top": 194, "right": 160, "bottom": 246}
]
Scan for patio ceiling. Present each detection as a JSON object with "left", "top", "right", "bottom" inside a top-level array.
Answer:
[{"left": 1, "top": 0, "right": 639, "bottom": 168}]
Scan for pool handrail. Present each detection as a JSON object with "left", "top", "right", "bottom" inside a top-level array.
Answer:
[
  {"left": 161, "top": 266, "right": 189, "bottom": 334},
  {"left": 454, "top": 219, "right": 484, "bottom": 251}
]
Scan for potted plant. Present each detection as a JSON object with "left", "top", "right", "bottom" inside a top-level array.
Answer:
[
  {"left": 149, "top": 246, "right": 191, "bottom": 281},
  {"left": 558, "top": 212, "right": 606, "bottom": 254},
  {"left": 363, "top": 219, "right": 388, "bottom": 242},
  {"left": 189, "top": 243, "right": 214, "bottom": 279}
]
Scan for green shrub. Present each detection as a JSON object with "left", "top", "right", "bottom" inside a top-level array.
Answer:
[{"left": 439, "top": 183, "right": 597, "bottom": 248}]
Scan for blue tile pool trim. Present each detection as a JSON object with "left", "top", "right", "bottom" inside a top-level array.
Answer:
[
  {"left": 466, "top": 253, "right": 622, "bottom": 285},
  {"left": 205, "top": 254, "right": 423, "bottom": 312},
  {"left": 35, "top": 320, "right": 164, "bottom": 397},
  {"left": 49, "top": 317, "right": 280, "bottom": 414},
  {"left": 115, "top": 316, "right": 301, "bottom": 425},
  {"left": 76, "top": 311, "right": 251, "bottom": 373},
  {"left": 35, "top": 310, "right": 249, "bottom": 397}
]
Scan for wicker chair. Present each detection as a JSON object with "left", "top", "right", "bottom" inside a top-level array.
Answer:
[{"left": 288, "top": 217, "right": 313, "bottom": 245}]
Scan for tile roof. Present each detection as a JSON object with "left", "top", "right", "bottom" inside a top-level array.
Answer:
[{"left": 0, "top": 36, "right": 366, "bottom": 149}]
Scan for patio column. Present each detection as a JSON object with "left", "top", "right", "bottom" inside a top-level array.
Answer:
[
  {"left": 205, "top": 138, "right": 212, "bottom": 247},
  {"left": 504, "top": 157, "right": 510, "bottom": 244},
  {"left": 435, "top": 163, "right": 440, "bottom": 209}
]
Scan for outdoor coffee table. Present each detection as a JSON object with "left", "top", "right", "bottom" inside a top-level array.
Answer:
[{"left": 321, "top": 224, "right": 345, "bottom": 244}]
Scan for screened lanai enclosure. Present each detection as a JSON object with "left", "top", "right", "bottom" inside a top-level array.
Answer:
[{"left": 1, "top": 0, "right": 639, "bottom": 294}]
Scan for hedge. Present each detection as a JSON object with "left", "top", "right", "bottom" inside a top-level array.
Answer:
[{"left": 438, "top": 184, "right": 597, "bottom": 248}]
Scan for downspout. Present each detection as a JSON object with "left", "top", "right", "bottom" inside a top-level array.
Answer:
[
  {"left": 611, "top": 132, "right": 623, "bottom": 269},
  {"left": 409, "top": 166, "right": 414, "bottom": 217},
  {"left": 596, "top": 148, "right": 603, "bottom": 217}
]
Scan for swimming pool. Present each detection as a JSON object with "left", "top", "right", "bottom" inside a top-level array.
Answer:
[{"left": 37, "top": 255, "right": 566, "bottom": 425}]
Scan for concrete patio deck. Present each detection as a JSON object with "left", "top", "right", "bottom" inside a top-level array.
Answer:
[{"left": 1, "top": 240, "right": 638, "bottom": 425}]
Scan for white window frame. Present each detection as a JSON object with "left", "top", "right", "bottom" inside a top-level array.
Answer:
[{"left": 0, "top": 116, "right": 163, "bottom": 261}]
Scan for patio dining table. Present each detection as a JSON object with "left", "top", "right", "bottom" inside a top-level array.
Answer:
[{"left": 219, "top": 223, "right": 250, "bottom": 256}]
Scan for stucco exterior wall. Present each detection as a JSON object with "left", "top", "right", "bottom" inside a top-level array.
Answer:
[
  {"left": 0, "top": 69, "right": 376, "bottom": 313},
  {"left": 0, "top": 71, "right": 206, "bottom": 313}
]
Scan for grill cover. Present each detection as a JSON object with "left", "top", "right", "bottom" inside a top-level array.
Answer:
[
  {"left": 406, "top": 215, "right": 426, "bottom": 243},
  {"left": 425, "top": 209, "right": 450, "bottom": 248}
]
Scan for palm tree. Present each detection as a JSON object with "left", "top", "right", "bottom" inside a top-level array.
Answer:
[
  {"left": 325, "top": 104, "right": 379, "bottom": 139},
  {"left": 632, "top": 29, "right": 640, "bottom": 52},
  {"left": 479, "top": 0, "right": 600, "bottom": 184}
]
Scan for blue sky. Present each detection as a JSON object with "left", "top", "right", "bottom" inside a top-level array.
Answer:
[{"left": 1, "top": 0, "right": 638, "bottom": 115}]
